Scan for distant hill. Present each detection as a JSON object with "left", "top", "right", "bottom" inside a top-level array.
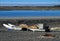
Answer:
[
  {"left": 54, "top": 5, "right": 60, "bottom": 7},
  {"left": 0, "top": 6, "right": 60, "bottom": 10}
]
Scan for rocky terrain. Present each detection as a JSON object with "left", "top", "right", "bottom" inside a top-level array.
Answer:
[{"left": 0, "top": 29, "right": 60, "bottom": 41}]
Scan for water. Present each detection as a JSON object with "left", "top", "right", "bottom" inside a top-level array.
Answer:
[{"left": 0, "top": 10, "right": 60, "bottom": 17}]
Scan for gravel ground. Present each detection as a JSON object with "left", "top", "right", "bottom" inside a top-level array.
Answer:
[{"left": 0, "top": 28, "right": 60, "bottom": 41}]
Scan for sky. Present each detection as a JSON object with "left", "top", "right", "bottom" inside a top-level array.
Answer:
[
  {"left": 0, "top": 0, "right": 60, "bottom": 2},
  {"left": 0, "top": 0, "right": 60, "bottom": 6}
]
